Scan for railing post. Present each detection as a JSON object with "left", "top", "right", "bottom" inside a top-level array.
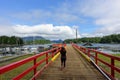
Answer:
[
  {"left": 84, "top": 48, "right": 86, "bottom": 54},
  {"left": 33, "top": 58, "right": 36, "bottom": 80},
  {"left": 78, "top": 46, "right": 81, "bottom": 51},
  {"left": 46, "top": 53, "right": 48, "bottom": 64},
  {"left": 82, "top": 47, "right": 83, "bottom": 52},
  {"left": 95, "top": 52, "right": 98, "bottom": 65},
  {"left": 0, "top": 74, "right": 2, "bottom": 80},
  {"left": 87, "top": 49, "right": 90, "bottom": 57},
  {"left": 111, "top": 58, "right": 115, "bottom": 78},
  {"left": 52, "top": 50, "right": 55, "bottom": 58},
  {"left": 83, "top": 48, "right": 85, "bottom": 53}
]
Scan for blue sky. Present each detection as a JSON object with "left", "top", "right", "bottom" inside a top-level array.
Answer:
[{"left": 0, "top": 0, "right": 120, "bottom": 40}]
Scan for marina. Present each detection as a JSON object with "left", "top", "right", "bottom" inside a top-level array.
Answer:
[{"left": 0, "top": 44, "right": 52, "bottom": 60}]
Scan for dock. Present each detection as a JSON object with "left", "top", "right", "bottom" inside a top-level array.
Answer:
[{"left": 36, "top": 45, "right": 107, "bottom": 80}]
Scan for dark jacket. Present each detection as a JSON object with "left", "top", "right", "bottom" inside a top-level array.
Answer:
[{"left": 60, "top": 47, "right": 66, "bottom": 59}]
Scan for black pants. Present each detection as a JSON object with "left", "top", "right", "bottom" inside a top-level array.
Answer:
[{"left": 61, "top": 57, "right": 66, "bottom": 67}]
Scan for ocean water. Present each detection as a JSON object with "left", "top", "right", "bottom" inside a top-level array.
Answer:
[{"left": 78, "top": 43, "right": 120, "bottom": 54}]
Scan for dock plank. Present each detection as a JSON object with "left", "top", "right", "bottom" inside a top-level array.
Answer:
[{"left": 36, "top": 45, "right": 107, "bottom": 80}]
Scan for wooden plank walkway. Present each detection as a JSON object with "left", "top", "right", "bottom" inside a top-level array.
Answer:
[{"left": 36, "top": 45, "right": 108, "bottom": 80}]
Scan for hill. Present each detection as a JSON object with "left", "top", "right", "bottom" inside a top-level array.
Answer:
[
  {"left": 22, "top": 36, "right": 45, "bottom": 41},
  {"left": 51, "top": 39, "right": 63, "bottom": 43}
]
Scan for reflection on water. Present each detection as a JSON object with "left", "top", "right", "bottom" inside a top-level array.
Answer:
[{"left": 78, "top": 43, "right": 120, "bottom": 54}]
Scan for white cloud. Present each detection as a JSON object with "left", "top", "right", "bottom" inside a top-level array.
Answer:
[
  {"left": 1, "top": 0, "right": 120, "bottom": 39},
  {"left": 0, "top": 25, "right": 14, "bottom": 36},
  {"left": 79, "top": 0, "right": 120, "bottom": 35},
  {"left": 12, "top": 24, "right": 80, "bottom": 40},
  {"left": 96, "top": 24, "right": 120, "bottom": 34}
]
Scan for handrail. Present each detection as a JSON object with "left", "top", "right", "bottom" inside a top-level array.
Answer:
[
  {"left": 0, "top": 47, "right": 61, "bottom": 80},
  {"left": 72, "top": 43, "right": 120, "bottom": 80},
  {"left": 52, "top": 43, "right": 66, "bottom": 47}
]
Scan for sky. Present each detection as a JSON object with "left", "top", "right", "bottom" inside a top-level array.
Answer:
[{"left": 0, "top": 0, "right": 120, "bottom": 40}]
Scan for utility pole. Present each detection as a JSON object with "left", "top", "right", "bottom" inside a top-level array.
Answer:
[
  {"left": 75, "top": 28, "right": 77, "bottom": 43},
  {"left": 76, "top": 28, "right": 77, "bottom": 40},
  {"left": 33, "top": 36, "right": 35, "bottom": 45}
]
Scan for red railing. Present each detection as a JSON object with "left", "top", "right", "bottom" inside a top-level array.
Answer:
[
  {"left": 0, "top": 47, "right": 61, "bottom": 80},
  {"left": 72, "top": 43, "right": 120, "bottom": 80},
  {"left": 52, "top": 43, "right": 66, "bottom": 47}
]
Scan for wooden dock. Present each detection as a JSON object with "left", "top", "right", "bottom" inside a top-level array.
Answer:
[{"left": 36, "top": 45, "right": 108, "bottom": 80}]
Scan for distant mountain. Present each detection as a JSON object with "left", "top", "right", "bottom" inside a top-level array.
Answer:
[
  {"left": 51, "top": 39, "right": 63, "bottom": 43},
  {"left": 22, "top": 36, "right": 45, "bottom": 41}
]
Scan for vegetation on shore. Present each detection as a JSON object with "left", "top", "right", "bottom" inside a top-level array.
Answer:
[
  {"left": 0, "top": 36, "right": 24, "bottom": 46},
  {"left": 0, "top": 36, "right": 51, "bottom": 46},
  {"left": 64, "top": 34, "right": 120, "bottom": 43}
]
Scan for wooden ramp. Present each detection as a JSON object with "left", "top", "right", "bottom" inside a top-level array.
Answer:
[{"left": 36, "top": 45, "right": 108, "bottom": 80}]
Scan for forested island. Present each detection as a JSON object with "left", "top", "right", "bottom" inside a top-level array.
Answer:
[
  {"left": 64, "top": 34, "right": 120, "bottom": 43},
  {"left": 0, "top": 34, "right": 120, "bottom": 45},
  {"left": 0, "top": 36, "right": 23, "bottom": 46},
  {"left": 0, "top": 36, "right": 51, "bottom": 46}
]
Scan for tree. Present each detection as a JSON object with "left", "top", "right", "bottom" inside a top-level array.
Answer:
[
  {"left": 64, "top": 34, "right": 120, "bottom": 44},
  {"left": 0, "top": 36, "right": 24, "bottom": 46}
]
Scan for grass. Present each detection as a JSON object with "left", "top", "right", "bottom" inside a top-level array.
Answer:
[
  {"left": 113, "top": 53, "right": 120, "bottom": 57},
  {"left": 1, "top": 56, "right": 11, "bottom": 59},
  {"left": 0, "top": 54, "right": 34, "bottom": 67},
  {"left": 0, "top": 53, "right": 49, "bottom": 80},
  {"left": 98, "top": 53, "right": 120, "bottom": 79}
]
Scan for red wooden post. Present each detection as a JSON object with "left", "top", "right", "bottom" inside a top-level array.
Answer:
[
  {"left": 84, "top": 48, "right": 86, "bottom": 53},
  {"left": 84, "top": 48, "right": 86, "bottom": 54},
  {"left": 111, "top": 58, "right": 115, "bottom": 78},
  {"left": 46, "top": 53, "right": 48, "bottom": 64},
  {"left": 87, "top": 49, "right": 90, "bottom": 57},
  {"left": 52, "top": 51, "right": 54, "bottom": 58},
  {"left": 82, "top": 47, "right": 83, "bottom": 52},
  {"left": 95, "top": 52, "right": 98, "bottom": 65},
  {"left": 33, "top": 59, "right": 36, "bottom": 80}
]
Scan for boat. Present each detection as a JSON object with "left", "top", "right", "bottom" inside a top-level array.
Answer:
[{"left": 82, "top": 43, "right": 101, "bottom": 50}]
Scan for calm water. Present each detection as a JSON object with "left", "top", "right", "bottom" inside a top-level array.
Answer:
[{"left": 78, "top": 43, "right": 120, "bottom": 54}]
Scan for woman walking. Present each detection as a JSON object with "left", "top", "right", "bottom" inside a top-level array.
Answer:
[{"left": 60, "top": 47, "right": 67, "bottom": 69}]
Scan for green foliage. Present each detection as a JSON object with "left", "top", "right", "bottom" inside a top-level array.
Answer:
[
  {"left": 64, "top": 34, "right": 120, "bottom": 43},
  {"left": 0, "top": 36, "right": 24, "bottom": 46},
  {"left": 0, "top": 36, "right": 9, "bottom": 44},
  {"left": 64, "top": 37, "right": 101, "bottom": 43},
  {"left": 100, "top": 34, "right": 120, "bottom": 43}
]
